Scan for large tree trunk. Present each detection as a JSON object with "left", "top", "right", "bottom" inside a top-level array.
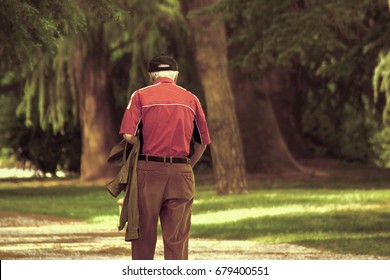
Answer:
[
  {"left": 268, "top": 64, "right": 311, "bottom": 159},
  {"left": 230, "top": 69, "right": 307, "bottom": 174},
  {"left": 72, "top": 25, "right": 118, "bottom": 180},
  {"left": 181, "top": 0, "right": 247, "bottom": 194}
]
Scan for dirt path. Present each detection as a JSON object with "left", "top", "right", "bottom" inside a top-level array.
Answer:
[{"left": 0, "top": 212, "right": 385, "bottom": 260}]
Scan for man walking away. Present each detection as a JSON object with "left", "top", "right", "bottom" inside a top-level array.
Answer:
[{"left": 119, "top": 54, "right": 211, "bottom": 260}]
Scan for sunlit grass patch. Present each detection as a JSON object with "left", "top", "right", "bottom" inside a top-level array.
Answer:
[
  {"left": 88, "top": 215, "right": 118, "bottom": 227},
  {"left": 191, "top": 206, "right": 390, "bottom": 256},
  {"left": 0, "top": 186, "right": 118, "bottom": 220},
  {"left": 1, "top": 179, "right": 389, "bottom": 257},
  {"left": 192, "top": 204, "right": 383, "bottom": 225},
  {"left": 190, "top": 185, "right": 390, "bottom": 256}
]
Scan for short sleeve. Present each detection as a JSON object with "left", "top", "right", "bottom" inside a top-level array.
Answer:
[{"left": 119, "top": 91, "right": 142, "bottom": 135}]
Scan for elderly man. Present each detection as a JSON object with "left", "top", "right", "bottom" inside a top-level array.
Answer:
[{"left": 119, "top": 54, "right": 211, "bottom": 260}]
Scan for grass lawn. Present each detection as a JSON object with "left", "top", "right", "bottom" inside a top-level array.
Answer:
[{"left": 0, "top": 177, "right": 389, "bottom": 257}]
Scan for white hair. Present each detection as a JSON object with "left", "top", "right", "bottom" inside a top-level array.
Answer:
[{"left": 149, "top": 70, "right": 178, "bottom": 81}]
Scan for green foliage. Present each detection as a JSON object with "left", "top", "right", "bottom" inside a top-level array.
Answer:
[
  {"left": 369, "top": 127, "right": 390, "bottom": 168},
  {"left": 222, "top": 0, "right": 390, "bottom": 165},
  {"left": 0, "top": 148, "right": 16, "bottom": 168},
  {"left": 16, "top": 41, "right": 78, "bottom": 133},
  {"left": 302, "top": 90, "right": 375, "bottom": 162},
  {"left": 14, "top": 0, "right": 191, "bottom": 131},
  {"left": 0, "top": 0, "right": 199, "bottom": 174},
  {"left": 0, "top": 0, "right": 85, "bottom": 69},
  {"left": 0, "top": 94, "right": 81, "bottom": 174},
  {"left": 3, "top": 0, "right": 390, "bottom": 171},
  {"left": 373, "top": 50, "right": 390, "bottom": 125},
  {"left": 108, "top": 0, "right": 190, "bottom": 104},
  {"left": 223, "top": 0, "right": 390, "bottom": 72},
  {"left": 13, "top": 0, "right": 129, "bottom": 133},
  {"left": 370, "top": 50, "right": 390, "bottom": 167}
]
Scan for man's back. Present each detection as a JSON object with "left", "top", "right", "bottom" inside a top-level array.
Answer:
[{"left": 120, "top": 77, "right": 210, "bottom": 157}]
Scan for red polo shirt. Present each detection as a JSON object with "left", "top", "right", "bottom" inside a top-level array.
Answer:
[{"left": 119, "top": 77, "right": 211, "bottom": 157}]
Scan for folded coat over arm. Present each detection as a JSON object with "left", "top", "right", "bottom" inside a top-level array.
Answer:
[{"left": 106, "top": 139, "right": 140, "bottom": 241}]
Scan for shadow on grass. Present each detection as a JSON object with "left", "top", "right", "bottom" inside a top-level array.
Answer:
[
  {"left": 191, "top": 211, "right": 390, "bottom": 257},
  {"left": 295, "top": 236, "right": 390, "bottom": 257},
  {"left": 0, "top": 186, "right": 118, "bottom": 220},
  {"left": 0, "top": 185, "right": 103, "bottom": 196}
]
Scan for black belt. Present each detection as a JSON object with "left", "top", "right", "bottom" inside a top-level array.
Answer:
[{"left": 138, "top": 155, "right": 190, "bottom": 164}]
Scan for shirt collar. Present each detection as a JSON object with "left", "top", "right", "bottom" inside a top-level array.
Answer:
[{"left": 153, "top": 77, "right": 175, "bottom": 84}]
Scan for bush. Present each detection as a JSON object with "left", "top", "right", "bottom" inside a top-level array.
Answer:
[{"left": 0, "top": 94, "right": 81, "bottom": 175}]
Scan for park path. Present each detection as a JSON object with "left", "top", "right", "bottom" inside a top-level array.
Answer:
[{"left": 0, "top": 211, "right": 385, "bottom": 260}]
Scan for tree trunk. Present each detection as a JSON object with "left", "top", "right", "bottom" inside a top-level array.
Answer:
[
  {"left": 181, "top": 0, "right": 247, "bottom": 194},
  {"left": 230, "top": 69, "right": 307, "bottom": 174},
  {"left": 269, "top": 65, "right": 311, "bottom": 159},
  {"left": 72, "top": 25, "right": 118, "bottom": 180}
]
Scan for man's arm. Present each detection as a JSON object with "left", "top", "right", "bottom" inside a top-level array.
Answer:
[
  {"left": 123, "top": 133, "right": 137, "bottom": 144},
  {"left": 190, "top": 142, "right": 207, "bottom": 168}
]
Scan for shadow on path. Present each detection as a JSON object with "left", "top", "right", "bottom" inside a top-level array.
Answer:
[{"left": 0, "top": 212, "right": 386, "bottom": 260}]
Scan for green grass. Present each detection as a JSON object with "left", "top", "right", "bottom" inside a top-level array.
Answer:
[
  {"left": 0, "top": 185, "right": 118, "bottom": 220},
  {"left": 191, "top": 181, "right": 390, "bottom": 257},
  {"left": 0, "top": 178, "right": 389, "bottom": 257}
]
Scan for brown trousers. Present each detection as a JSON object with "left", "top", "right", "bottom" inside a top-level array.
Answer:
[{"left": 131, "top": 160, "right": 195, "bottom": 260}]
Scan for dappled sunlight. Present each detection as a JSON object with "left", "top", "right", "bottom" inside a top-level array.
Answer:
[
  {"left": 0, "top": 218, "right": 127, "bottom": 259},
  {"left": 88, "top": 215, "right": 118, "bottom": 227},
  {"left": 1, "top": 183, "right": 389, "bottom": 258},
  {"left": 0, "top": 168, "right": 66, "bottom": 179},
  {"left": 192, "top": 204, "right": 382, "bottom": 225},
  {"left": 251, "top": 231, "right": 390, "bottom": 248}
]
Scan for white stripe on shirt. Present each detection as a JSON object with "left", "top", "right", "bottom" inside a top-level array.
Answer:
[
  {"left": 126, "top": 83, "right": 162, "bottom": 109},
  {"left": 142, "top": 103, "right": 196, "bottom": 115}
]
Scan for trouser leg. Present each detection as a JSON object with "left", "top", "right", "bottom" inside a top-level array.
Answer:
[
  {"left": 131, "top": 161, "right": 195, "bottom": 260},
  {"left": 160, "top": 166, "right": 195, "bottom": 260},
  {"left": 131, "top": 166, "right": 165, "bottom": 260}
]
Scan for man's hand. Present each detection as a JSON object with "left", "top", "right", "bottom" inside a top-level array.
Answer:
[
  {"left": 190, "top": 143, "right": 207, "bottom": 168},
  {"left": 123, "top": 133, "right": 137, "bottom": 144}
]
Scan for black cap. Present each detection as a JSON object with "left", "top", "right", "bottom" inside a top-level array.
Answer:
[{"left": 148, "top": 55, "right": 178, "bottom": 72}]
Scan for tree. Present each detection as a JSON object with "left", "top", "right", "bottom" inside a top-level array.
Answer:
[
  {"left": 12, "top": 1, "right": 126, "bottom": 180},
  {"left": 0, "top": 0, "right": 85, "bottom": 174},
  {"left": 2, "top": 0, "right": 193, "bottom": 179},
  {"left": 0, "top": 0, "right": 85, "bottom": 70},
  {"left": 71, "top": 24, "right": 119, "bottom": 180},
  {"left": 225, "top": 0, "right": 310, "bottom": 173},
  {"left": 71, "top": 0, "right": 190, "bottom": 179},
  {"left": 229, "top": 69, "right": 308, "bottom": 174},
  {"left": 181, "top": 0, "right": 247, "bottom": 194},
  {"left": 224, "top": 0, "right": 390, "bottom": 167}
]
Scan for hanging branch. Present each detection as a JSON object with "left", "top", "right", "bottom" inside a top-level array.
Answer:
[{"left": 373, "top": 50, "right": 390, "bottom": 125}]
